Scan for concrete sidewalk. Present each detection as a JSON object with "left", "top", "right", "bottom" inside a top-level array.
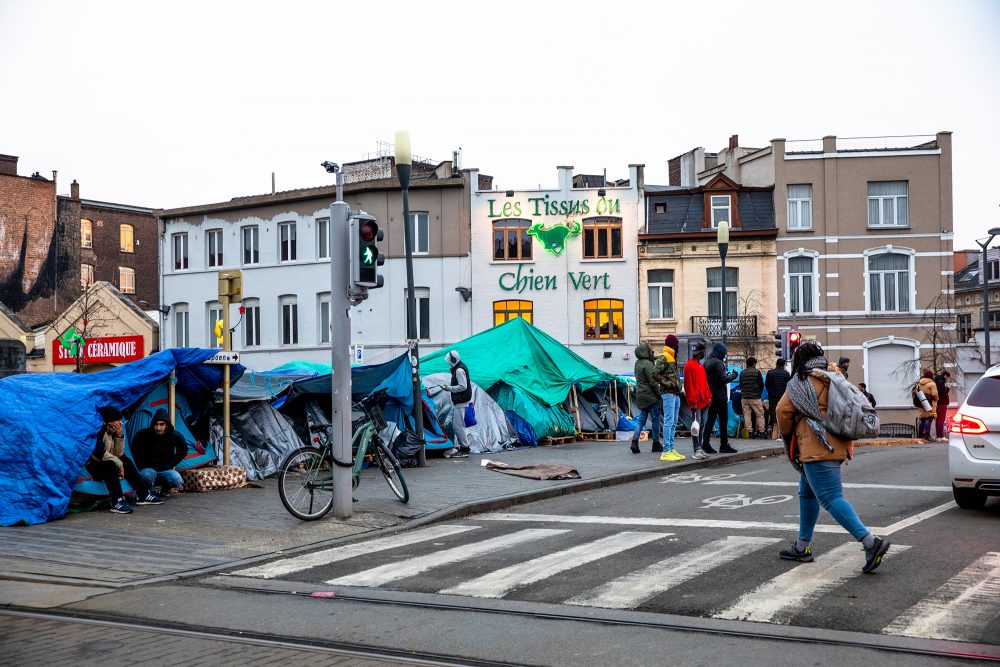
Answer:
[{"left": 0, "top": 436, "right": 783, "bottom": 607}]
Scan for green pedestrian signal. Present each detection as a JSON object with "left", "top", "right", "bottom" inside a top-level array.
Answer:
[
  {"left": 351, "top": 214, "right": 384, "bottom": 289},
  {"left": 361, "top": 245, "right": 375, "bottom": 265}
]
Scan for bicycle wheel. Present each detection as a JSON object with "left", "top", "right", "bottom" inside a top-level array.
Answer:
[
  {"left": 372, "top": 440, "right": 409, "bottom": 503},
  {"left": 278, "top": 447, "right": 335, "bottom": 520}
]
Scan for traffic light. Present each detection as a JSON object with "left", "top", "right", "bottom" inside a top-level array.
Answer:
[
  {"left": 787, "top": 330, "right": 802, "bottom": 358},
  {"left": 214, "top": 319, "right": 225, "bottom": 346},
  {"left": 774, "top": 331, "right": 784, "bottom": 358},
  {"left": 350, "top": 213, "right": 385, "bottom": 289}
]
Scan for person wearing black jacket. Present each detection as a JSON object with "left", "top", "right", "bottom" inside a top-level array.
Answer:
[
  {"left": 702, "top": 342, "right": 739, "bottom": 454},
  {"left": 132, "top": 408, "right": 187, "bottom": 497},
  {"left": 86, "top": 406, "right": 160, "bottom": 514},
  {"left": 765, "top": 358, "right": 791, "bottom": 439},
  {"left": 740, "top": 357, "right": 765, "bottom": 438},
  {"left": 934, "top": 371, "right": 951, "bottom": 440}
]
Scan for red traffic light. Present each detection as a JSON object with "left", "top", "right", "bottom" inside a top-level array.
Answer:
[
  {"left": 788, "top": 331, "right": 801, "bottom": 344},
  {"left": 360, "top": 220, "right": 379, "bottom": 242}
]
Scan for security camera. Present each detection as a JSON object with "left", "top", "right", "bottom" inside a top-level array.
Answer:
[{"left": 321, "top": 161, "right": 340, "bottom": 174}]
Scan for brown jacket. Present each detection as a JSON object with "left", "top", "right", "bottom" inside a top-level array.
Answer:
[
  {"left": 776, "top": 366, "right": 853, "bottom": 463},
  {"left": 916, "top": 376, "right": 939, "bottom": 419}
]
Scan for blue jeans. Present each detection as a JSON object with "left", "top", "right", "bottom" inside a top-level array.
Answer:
[
  {"left": 139, "top": 468, "right": 183, "bottom": 492},
  {"left": 632, "top": 401, "right": 664, "bottom": 444},
  {"left": 798, "top": 460, "right": 869, "bottom": 542},
  {"left": 661, "top": 393, "right": 680, "bottom": 451},
  {"left": 689, "top": 405, "right": 709, "bottom": 454}
]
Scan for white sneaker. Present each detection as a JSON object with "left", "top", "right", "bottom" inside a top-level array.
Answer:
[
  {"left": 443, "top": 448, "right": 458, "bottom": 458},
  {"left": 692, "top": 449, "right": 708, "bottom": 460}
]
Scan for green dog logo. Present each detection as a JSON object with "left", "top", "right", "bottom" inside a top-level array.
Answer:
[{"left": 526, "top": 221, "right": 582, "bottom": 257}]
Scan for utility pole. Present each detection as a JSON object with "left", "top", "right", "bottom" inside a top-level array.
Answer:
[{"left": 329, "top": 194, "right": 354, "bottom": 517}]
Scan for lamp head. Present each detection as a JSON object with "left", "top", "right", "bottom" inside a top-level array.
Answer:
[
  {"left": 716, "top": 220, "right": 730, "bottom": 245},
  {"left": 990, "top": 227, "right": 1000, "bottom": 237},
  {"left": 394, "top": 131, "right": 412, "bottom": 166}
]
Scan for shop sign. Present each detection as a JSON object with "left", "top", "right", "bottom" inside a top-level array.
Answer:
[
  {"left": 488, "top": 194, "right": 621, "bottom": 257},
  {"left": 499, "top": 264, "right": 612, "bottom": 293},
  {"left": 53, "top": 335, "right": 144, "bottom": 365}
]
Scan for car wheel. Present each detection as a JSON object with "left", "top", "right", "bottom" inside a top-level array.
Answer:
[{"left": 952, "top": 485, "right": 987, "bottom": 510}]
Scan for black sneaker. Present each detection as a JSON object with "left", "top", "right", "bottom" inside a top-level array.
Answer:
[
  {"left": 779, "top": 543, "right": 814, "bottom": 562},
  {"left": 651, "top": 442, "right": 663, "bottom": 453},
  {"left": 719, "top": 446, "right": 739, "bottom": 454},
  {"left": 135, "top": 492, "right": 164, "bottom": 505},
  {"left": 863, "top": 536, "right": 891, "bottom": 574},
  {"left": 110, "top": 497, "right": 133, "bottom": 514},
  {"left": 701, "top": 444, "right": 718, "bottom": 454},
  {"left": 630, "top": 442, "right": 640, "bottom": 454}
]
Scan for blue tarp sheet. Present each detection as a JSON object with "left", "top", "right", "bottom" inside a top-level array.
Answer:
[{"left": 0, "top": 348, "right": 242, "bottom": 526}]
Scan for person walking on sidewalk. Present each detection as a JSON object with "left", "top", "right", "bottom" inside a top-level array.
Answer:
[
  {"left": 765, "top": 358, "right": 791, "bottom": 440},
  {"left": 702, "top": 342, "right": 738, "bottom": 454},
  {"left": 739, "top": 357, "right": 765, "bottom": 439},
  {"left": 442, "top": 350, "right": 473, "bottom": 458},
  {"left": 915, "top": 369, "right": 939, "bottom": 441},
  {"left": 858, "top": 383, "right": 877, "bottom": 409},
  {"left": 131, "top": 408, "right": 187, "bottom": 498},
  {"left": 776, "top": 341, "right": 891, "bottom": 574},
  {"left": 630, "top": 341, "right": 664, "bottom": 454},
  {"left": 86, "top": 406, "right": 162, "bottom": 514},
  {"left": 653, "top": 335, "right": 685, "bottom": 461},
  {"left": 934, "top": 371, "right": 951, "bottom": 440},
  {"left": 837, "top": 356, "right": 851, "bottom": 380},
  {"left": 684, "top": 342, "right": 711, "bottom": 460}
]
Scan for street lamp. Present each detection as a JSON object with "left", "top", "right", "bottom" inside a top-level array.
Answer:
[
  {"left": 717, "top": 220, "right": 730, "bottom": 343},
  {"left": 395, "top": 131, "right": 427, "bottom": 466},
  {"left": 975, "top": 226, "right": 1000, "bottom": 368}
]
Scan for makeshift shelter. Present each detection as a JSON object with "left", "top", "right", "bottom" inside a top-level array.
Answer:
[
  {"left": 0, "top": 348, "right": 242, "bottom": 526},
  {"left": 423, "top": 373, "right": 518, "bottom": 453},
  {"left": 420, "top": 318, "right": 617, "bottom": 440}
]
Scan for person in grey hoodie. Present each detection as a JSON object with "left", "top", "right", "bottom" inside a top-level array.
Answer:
[
  {"left": 702, "top": 342, "right": 739, "bottom": 454},
  {"left": 440, "top": 350, "right": 472, "bottom": 458}
]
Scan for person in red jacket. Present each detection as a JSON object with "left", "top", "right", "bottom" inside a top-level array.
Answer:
[{"left": 683, "top": 342, "right": 711, "bottom": 460}]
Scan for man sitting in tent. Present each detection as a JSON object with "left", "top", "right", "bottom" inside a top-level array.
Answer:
[
  {"left": 132, "top": 409, "right": 187, "bottom": 498},
  {"left": 86, "top": 406, "right": 162, "bottom": 514},
  {"left": 440, "top": 350, "right": 473, "bottom": 459}
]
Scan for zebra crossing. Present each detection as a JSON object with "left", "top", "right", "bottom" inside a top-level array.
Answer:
[{"left": 230, "top": 521, "right": 1000, "bottom": 645}]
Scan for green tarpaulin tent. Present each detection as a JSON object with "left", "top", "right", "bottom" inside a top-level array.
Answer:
[{"left": 420, "top": 317, "right": 616, "bottom": 407}]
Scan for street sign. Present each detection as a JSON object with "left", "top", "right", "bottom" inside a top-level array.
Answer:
[{"left": 205, "top": 351, "right": 240, "bottom": 365}]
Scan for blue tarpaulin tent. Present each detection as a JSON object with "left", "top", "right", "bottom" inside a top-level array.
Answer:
[{"left": 0, "top": 348, "right": 242, "bottom": 526}]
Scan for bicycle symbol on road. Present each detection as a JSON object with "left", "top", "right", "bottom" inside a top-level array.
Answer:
[
  {"left": 702, "top": 494, "right": 793, "bottom": 510},
  {"left": 661, "top": 473, "right": 737, "bottom": 484}
]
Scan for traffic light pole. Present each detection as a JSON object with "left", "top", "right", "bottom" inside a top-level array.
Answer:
[{"left": 329, "top": 200, "right": 354, "bottom": 517}]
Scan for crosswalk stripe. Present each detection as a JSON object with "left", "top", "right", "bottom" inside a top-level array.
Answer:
[
  {"left": 883, "top": 551, "right": 1000, "bottom": 641},
  {"left": 325, "top": 529, "right": 568, "bottom": 588},
  {"left": 565, "top": 535, "right": 780, "bottom": 609},
  {"left": 714, "top": 542, "right": 911, "bottom": 623},
  {"left": 232, "top": 525, "right": 481, "bottom": 579},
  {"left": 441, "top": 531, "right": 670, "bottom": 599},
  {"left": 480, "top": 512, "right": 851, "bottom": 533}
]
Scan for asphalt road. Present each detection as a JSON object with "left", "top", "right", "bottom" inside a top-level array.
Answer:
[{"left": 218, "top": 443, "right": 1000, "bottom": 653}]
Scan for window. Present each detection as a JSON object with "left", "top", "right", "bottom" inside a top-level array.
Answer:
[
  {"left": 279, "top": 222, "right": 297, "bottom": 262},
  {"left": 242, "top": 225, "right": 259, "bottom": 265},
  {"left": 173, "top": 233, "right": 189, "bottom": 270},
  {"left": 707, "top": 267, "right": 738, "bottom": 318},
  {"left": 492, "top": 219, "right": 532, "bottom": 261},
  {"left": 81, "top": 263, "right": 94, "bottom": 288},
  {"left": 244, "top": 299, "right": 261, "bottom": 347},
  {"left": 410, "top": 212, "right": 429, "bottom": 255},
  {"left": 404, "top": 288, "right": 431, "bottom": 341},
  {"left": 280, "top": 295, "right": 298, "bottom": 345},
  {"left": 711, "top": 195, "right": 731, "bottom": 227},
  {"left": 787, "top": 256, "right": 814, "bottom": 313},
  {"left": 647, "top": 269, "right": 674, "bottom": 320},
  {"left": 119, "top": 224, "right": 134, "bottom": 252},
  {"left": 958, "top": 313, "right": 973, "bottom": 341},
  {"left": 582, "top": 217, "right": 623, "bottom": 259},
  {"left": 318, "top": 293, "right": 331, "bottom": 344},
  {"left": 207, "top": 228, "right": 223, "bottom": 267},
  {"left": 173, "top": 304, "right": 189, "bottom": 347},
  {"left": 118, "top": 267, "right": 135, "bottom": 294},
  {"left": 316, "top": 218, "right": 329, "bottom": 259},
  {"left": 653, "top": 202, "right": 667, "bottom": 215},
  {"left": 787, "top": 184, "right": 812, "bottom": 230},
  {"left": 868, "top": 181, "right": 909, "bottom": 227},
  {"left": 868, "top": 252, "right": 910, "bottom": 312},
  {"left": 989, "top": 311, "right": 1000, "bottom": 330},
  {"left": 584, "top": 299, "right": 624, "bottom": 340},
  {"left": 207, "top": 302, "right": 223, "bottom": 348},
  {"left": 493, "top": 300, "right": 533, "bottom": 326},
  {"left": 867, "top": 342, "right": 917, "bottom": 407},
  {"left": 81, "top": 219, "right": 93, "bottom": 248},
  {"left": 990, "top": 260, "right": 1000, "bottom": 282}
]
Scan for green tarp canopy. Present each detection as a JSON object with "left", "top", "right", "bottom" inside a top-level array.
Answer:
[{"left": 419, "top": 317, "right": 616, "bottom": 407}]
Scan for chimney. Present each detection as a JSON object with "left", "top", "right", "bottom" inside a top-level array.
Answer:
[
  {"left": 71, "top": 180, "right": 80, "bottom": 200},
  {"left": 452, "top": 149, "right": 460, "bottom": 176},
  {"left": 729, "top": 134, "right": 739, "bottom": 150},
  {"left": 0, "top": 154, "right": 17, "bottom": 176},
  {"left": 557, "top": 165, "right": 574, "bottom": 192}
]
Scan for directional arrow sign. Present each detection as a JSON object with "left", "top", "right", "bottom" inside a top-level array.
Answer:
[{"left": 204, "top": 351, "right": 240, "bottom": 365}]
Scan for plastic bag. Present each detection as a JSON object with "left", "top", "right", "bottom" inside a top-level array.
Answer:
[
  {"left": 464, "top": 402, "right": 478, "bottom": 427},
  {"left": 390, "top": 429, "right": 425, "bottom": 468},
  {"left": 690, "top": 419, "right": 700, "bottom": 438}
]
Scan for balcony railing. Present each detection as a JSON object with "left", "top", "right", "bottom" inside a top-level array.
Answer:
[{"left": 690, "top": 315, "right": 758, "bottom": 339}]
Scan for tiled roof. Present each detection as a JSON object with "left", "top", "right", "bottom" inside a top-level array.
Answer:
[
  {"left": 645, "top": 190, "right": 776, "bottom": 234},
  {"left": 955, "top": 249, "right": 1000, "bottom": 291},
  {"left": 0, "top": 300, "right": 30, "bottom": 333}
]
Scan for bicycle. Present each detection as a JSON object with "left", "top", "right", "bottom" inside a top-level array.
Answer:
[{"left": 278, "top": 390, "right": 409, "bottom": 521}]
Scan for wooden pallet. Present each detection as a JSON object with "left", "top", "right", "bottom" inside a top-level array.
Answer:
[
  {"left": 539, "top": 435, "right": 578, "bottom": 446},
  {"left": 580, "top": 431, "right": 615, "bottom": 441}
]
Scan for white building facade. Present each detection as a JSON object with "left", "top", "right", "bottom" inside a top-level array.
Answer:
[{"left": 468, "top": 165, "right": 644, "bottom": 375}]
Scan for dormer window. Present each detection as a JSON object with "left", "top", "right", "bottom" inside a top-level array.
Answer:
[{"left": 711, "top": 195, "right": 731, "bottom": 227}]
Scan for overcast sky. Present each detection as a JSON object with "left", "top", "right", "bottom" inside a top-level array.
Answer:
[{"left": 1, "top": 0, "right": 997, "bottom": 250}]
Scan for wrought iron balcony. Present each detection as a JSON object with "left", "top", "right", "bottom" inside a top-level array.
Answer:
[{"left": 690, "top": 315, "right": 758, "bottom": 339}]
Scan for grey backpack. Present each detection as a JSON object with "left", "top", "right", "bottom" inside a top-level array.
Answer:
[{"left": 821, "top": 371, "right": 880, "bottom": 440}]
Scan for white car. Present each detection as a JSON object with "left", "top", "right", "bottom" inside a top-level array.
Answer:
[{"left": 949, "top": 366, "right": 1000, "bottom": 509}]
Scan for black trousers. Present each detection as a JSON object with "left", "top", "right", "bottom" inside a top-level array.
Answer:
[
  {"left": 702, "top": 395, "right": 729, "bottom": 449},
  {"left": 85, "top": 456, "right": 145, "bottom": 500},
  {"left": 935, "top": 404, "right": 949, "bottom": 439}
]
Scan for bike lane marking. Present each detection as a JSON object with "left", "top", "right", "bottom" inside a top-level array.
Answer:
[
  {"left": 566, "top": 535, "right": 780, "bottom": 610},
  {"left": 441, "top": 531, "right": 670, "bottom": 599},
  {"left": 326, "top": 529, "right": 568, "bottom": 587},
  {"left": 703, "top": 480, "right": 951, "bottom": 492},
  {"left": 232, "top": 524, "right": 481, "bottom": 579}
]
